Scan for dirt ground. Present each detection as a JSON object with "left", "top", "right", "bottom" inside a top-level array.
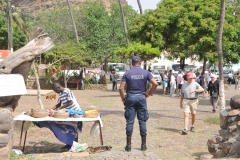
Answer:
[{"left": 12, "top": 84, "right": 240, "bottom": 160}]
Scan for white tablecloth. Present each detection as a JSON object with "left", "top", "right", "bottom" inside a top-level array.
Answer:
[
  {"left": 14, "top": 113, "right": 103, "bottom": 127},
  {"left": 14, "top": 113, "right": 104, "bottom": 145}
]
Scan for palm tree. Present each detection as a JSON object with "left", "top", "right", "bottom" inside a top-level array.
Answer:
[
  {"left": 118, "top": 0, "right": 129, "bottom": 46},
  {"left": 216, "top": 0, "right": 225, "bottom": 113},
  {"left": 137, "top": 0, "right": 143, "bottom": 14},
  {"left": 66, "top": 0, "right": 79, "bottom": 43},
  {"left": 12, "top": 12, "right": 33, "bottom": 41}
]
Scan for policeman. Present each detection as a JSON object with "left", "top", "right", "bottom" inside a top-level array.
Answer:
[{"left": 119, "top": 56, "right": 158, "bottom": 152}]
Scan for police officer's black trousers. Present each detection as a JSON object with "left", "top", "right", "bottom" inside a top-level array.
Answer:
[{"left": 124, "top": 94, "right": 149, "bottom": 136}]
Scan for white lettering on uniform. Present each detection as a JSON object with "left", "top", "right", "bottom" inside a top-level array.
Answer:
[{"left": 131, "top": 75, "right": 144, "bottom": 80}]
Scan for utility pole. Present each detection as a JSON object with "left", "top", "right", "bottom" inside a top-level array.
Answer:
[{"left": 7, "top": 0, "right": 13, "bottom": 53}]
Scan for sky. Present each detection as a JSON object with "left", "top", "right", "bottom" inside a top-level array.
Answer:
[{"left": 126, "top": 0, "right": 161, "bottom": 13}]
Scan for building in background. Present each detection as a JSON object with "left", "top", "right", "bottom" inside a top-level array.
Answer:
[{"left": 0, "top": 50, "right": 10, "bottom": 62}]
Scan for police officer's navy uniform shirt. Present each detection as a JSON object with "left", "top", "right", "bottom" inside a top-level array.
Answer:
[{"left": 122, "top": 66, "right": 153, "bottom": 94}]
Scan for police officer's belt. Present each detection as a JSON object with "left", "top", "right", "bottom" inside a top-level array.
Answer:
[{"left": 127, "top": 93, "right": 143, "bottom": 96}]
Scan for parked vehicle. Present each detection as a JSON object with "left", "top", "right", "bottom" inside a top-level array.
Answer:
[
  {"left": 152, "top": 70, "right": 162, "bottom": 85},
  {"left": 105, "top": 63, "right": 130, "bottom": 81},
  {"left": 152, "top": 64, "right": 172, "bottom": 75}
]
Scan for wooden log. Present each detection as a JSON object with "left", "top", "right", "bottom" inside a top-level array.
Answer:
[{"left": 0, "top": 37, "right": 54, "bottom": 76}]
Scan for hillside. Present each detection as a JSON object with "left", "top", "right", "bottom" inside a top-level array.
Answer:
[{"left": 12, "top": 0, "right": 128, "bottom": 15}]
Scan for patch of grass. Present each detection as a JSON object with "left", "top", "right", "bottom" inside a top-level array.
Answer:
[
  {"left": 11, "top": 152, "right": 34, "bottom": 160},
  {"left": 203, "top": 117, "right": 220, "bottom": 125},
  {"left": 10, "top": 152, "right": 21, "bottom": 160},
  {"left": 30, "top": 122, "right": 36, "bottom": 127},
  {"left": 192, "top": 151, "right": 208, "bottom": 158}
]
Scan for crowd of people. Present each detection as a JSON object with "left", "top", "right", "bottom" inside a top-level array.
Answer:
[
  {"left": 142, "top": 67, "right": 221, "bottom": 135},
  {"left": 158, "top": 69, "right": 221, "bottom": 109}
]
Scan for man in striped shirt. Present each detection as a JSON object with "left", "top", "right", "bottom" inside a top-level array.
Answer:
[
  {"left": 52, "top": 83, "right": 81, "bottom": 110},
  {"left": 40, "top": 82, "right": 82, "bottom": 150}
]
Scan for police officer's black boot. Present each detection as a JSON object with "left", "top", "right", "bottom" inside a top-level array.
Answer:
[
  {"left": 141, "top": 136, "right": 147, "bottom": 151},
  {"left": 125, "top": 136, "right": 131, "bottom": 152}
]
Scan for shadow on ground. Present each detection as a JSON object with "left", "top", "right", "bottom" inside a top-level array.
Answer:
[
  {"left": 198, "top": 99, "right": 230, "bottom": 106},
  {"left": 100, "top": 109, "right": 183, "bottom": 120},
  {"left": 95, "top": 95, "right": 120, "bottom": 98},
  {"left": 157, "top": 127, "right": 181, "bottom": 133},
  {"left": 13, "top": 141, "right": 68, "bottom": 154}
]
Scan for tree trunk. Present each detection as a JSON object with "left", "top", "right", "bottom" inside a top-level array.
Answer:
[
  {"left": 118, "top": 0, "right": 129, "bottom": 46},
  {"left": 216, "top": 0, "right": 225, "bottom": 112},
  {"left": 104, "top": 59, "right": 108, "bottom": 75},
  {"left": 180, "top": 58, "right": 185, "bottom": 70},
  {"left": 137, "top": 0, "right": 143, "bottom": 14},
  {"left": 118, "top": 0, "right": 131, "bottom": 68},
  {"left": 32, "top": 60, "right": 44, "bottom": 110},
  {"left": 66, "top": 0, "right": 79, "bottom": 43},
  {"left": 64, "top": 70, "right": 67, "bottom": 88},
  {"left": 202, "top": 58, "right": 207, "bottom": 74},
  {"left": 206, "top": 62, "right": 213, "bottom": 70},
  {"left": 7, "top": 1, "right": 13, "bottom": 52}
]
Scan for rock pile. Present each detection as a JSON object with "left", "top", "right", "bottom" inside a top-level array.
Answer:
[
  {"left": 0, "top": 109, "right": 14, "bottom": 159},
  {"left": 207, "top": 95, "right": 240, "bottom": 158}
]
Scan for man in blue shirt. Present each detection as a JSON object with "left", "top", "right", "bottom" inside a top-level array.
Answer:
[{"left": 119, "top": 56, "right": 158, "bottom": 152}]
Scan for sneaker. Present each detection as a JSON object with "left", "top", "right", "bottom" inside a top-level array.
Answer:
[
  {"left": 190, "top": 127, "right": 195, "bottom": 132},
  {"left": 182, "top": 129, "right": 188, "bottom": 135}
]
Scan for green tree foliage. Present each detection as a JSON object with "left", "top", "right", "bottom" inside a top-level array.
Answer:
[
  {"left": 12, "top": 25, "right": 27, "bottom": 49},
  {"left": 37, "top": 1, "right": 137, "bottom": 65},
  {"left": 77, "top": 1, "right": 138, "bottom": 64},
  {"left": 115, "top": 42, "right": 160, "bottom": 61},
  {"left": 0, "top": 14, "right": 7, "bottom": 48},
  {"left": 0, "top": 0, "right": 5, "bottom": 12},
  {"left": 0, "top": 13, "right": 26, "bottom": 50},
  {"left": 12, "top": 12, "right": 36, "bottom": 41},
  {"left": 37, "top": 3, "right": 77, "bottom": 44},
  {"left": 44, "top": 42, "right": 91, "bottom": 67},
  {"left": 0, "top": 2, "right": 35, "bottom": 42},
  {"left": 129, "top": 0, "right": 240, "bottom": 65}
]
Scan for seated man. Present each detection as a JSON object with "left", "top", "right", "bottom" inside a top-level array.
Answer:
[{"left": 34, "top": 82, "right": 82, "bottom": 149}]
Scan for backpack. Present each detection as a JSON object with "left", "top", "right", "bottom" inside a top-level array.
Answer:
[{"left": 110, "top": 75, "right": 112, "bottom": 81}]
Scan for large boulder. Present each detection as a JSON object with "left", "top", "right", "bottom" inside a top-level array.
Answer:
[
  {"left": 0, "top": 109, "right": 13, "bottom": 133},
  {"left": 0, "top": 130, "right": 13, "bottom": 160},
  {"left": 230, "top": 95, "right": 240, "bottom": 109}
]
